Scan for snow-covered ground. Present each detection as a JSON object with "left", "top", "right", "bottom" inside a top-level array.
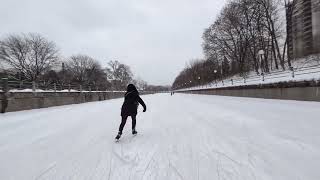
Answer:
[
  {"left": 178, "top": 55, "right": 320, "bottom": 91},
  {"left": 0, "top": 94, "right": 320, "bottom": 180}
]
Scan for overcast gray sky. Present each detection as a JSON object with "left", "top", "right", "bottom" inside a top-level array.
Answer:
[{"left": 0, "top": 0, "right": 226, "bottom": 85}]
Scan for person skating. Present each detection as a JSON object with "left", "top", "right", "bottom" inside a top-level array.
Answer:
[{"left": 115, "top": 84, "right": 146, "bottom": 140}]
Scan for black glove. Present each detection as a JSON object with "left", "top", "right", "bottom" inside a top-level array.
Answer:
[{"left": 143, "top": 108, "right": 146, "bottom": 112}]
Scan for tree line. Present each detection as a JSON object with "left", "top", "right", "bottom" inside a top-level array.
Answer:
[
  {"left": 0, "top": 33, "right": 166, "bottom": 91},
  {"left": 173, "top": 0, "right": 292, "bottom": 89}
]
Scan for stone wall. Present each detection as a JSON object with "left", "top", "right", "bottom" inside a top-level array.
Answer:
[
  {"left": 0, "top": 91, "right": 125, "bottom": 113},
  {"left": 179, "top": 81, "right": 320, "bottom": 102}
]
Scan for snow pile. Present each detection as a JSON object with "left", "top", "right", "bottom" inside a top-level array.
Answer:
[
  {"left": 0, "top": 94, "right": 320, "bottom": 180},
  {"left": 59, "top": 89, "right": 79, "bottom": 92},
  {"left": 9, "top": 89, "right": 45, "bottom": 92},
  {"left": 5, "top": 89, "right": 126, "bottom": 93}
]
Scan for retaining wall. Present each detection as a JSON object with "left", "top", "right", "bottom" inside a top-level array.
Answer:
[
  {"left": 0, "top": 91, "right": 125, "bottom": 113},
  {"left": 180, "top": 82, "right": 320, "bottom": 102}
]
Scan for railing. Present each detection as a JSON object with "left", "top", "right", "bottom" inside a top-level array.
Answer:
[
  {"left": 178, "top": 63, "right": 320, "bottom": 91},
  {"left": 0, "top": 79, "right": 117, "bottom": 93},
  {"left": 0, "top": 79, "right": 163, "bottom": 94}
]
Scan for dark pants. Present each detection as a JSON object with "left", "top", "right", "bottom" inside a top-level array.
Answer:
[{"left": 118, "top": 115, "right": 136, "bottom": 134}]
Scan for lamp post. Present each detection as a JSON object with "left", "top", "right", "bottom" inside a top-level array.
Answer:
[
  {"left": 214, "top": 69, "right": 217, "bottom": 86},
  {"left": 258, "top": 49, "right": 265, "bottom": 74},
  {"left": 220, "top": 64, "right": 224, "bottom": 86},
  {"left": 258, "top": 49, "right": 265, "bottom": 81}
]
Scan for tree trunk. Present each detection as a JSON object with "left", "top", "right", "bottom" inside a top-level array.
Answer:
[
  {"left": 271, "top": 36, "right": 279, "bottom": 69},
  {"left": 283, "top": 37, "right": 290, "bottom": 67}
]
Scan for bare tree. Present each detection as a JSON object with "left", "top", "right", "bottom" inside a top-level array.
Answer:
[
  {"left": 174, "top": 0, "right": 288, "bottom": 89},
  {"left": 135, "top": 77, "right": 148, "bottom": 90},
  {"left": 66, "top": 54, "right": 107, "bottom": 89},
  {"left": 256, "top": 0, "right": 286, "bottom": 70},
  {"left": 0, "top": 33, "right": 59, "bottom": 81},
  {"left": 106, "top": 60, "right": 133, "bottom": 90}
]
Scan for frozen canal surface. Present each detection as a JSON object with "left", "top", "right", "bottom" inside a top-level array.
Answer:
[{"left": 0, "top": 93, "right": 320, "bottom": 180}]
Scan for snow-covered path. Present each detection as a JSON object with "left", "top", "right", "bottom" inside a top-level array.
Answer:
[{"left": 1, "top": 94, "right": 320, "bottom": 180}]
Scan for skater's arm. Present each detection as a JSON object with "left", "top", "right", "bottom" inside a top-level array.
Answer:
[{"left": 137, "top": 96, "right": 146, "bottom": 112}]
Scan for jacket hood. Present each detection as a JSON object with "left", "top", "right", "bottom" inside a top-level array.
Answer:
[
  {"left": 127, "top": 84, "right": 138, "bottom": 93},
  {"left": 125, "top": 84, "right": 139, "bottom": 98},
  {"left": 127, "top": 84, "right": 139, "bottom": 94}
]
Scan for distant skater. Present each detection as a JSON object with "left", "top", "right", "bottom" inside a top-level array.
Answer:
[{"left": 115, "top": 84, "right": 147, "bottom": 140}]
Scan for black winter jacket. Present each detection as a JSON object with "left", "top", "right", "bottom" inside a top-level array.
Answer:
[{"left": 121, "top": 90, "right": 146, "bottom": 116}]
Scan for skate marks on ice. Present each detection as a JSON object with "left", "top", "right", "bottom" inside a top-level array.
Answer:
[
  {"left": 110, "top": 133, "right": 160, "bottom": 180},
  {"left": 35, "top": 134, "right": 112, "bottom": 180},
  {"left": 1, "top": 94, "right": 320, "bottom": 180}
]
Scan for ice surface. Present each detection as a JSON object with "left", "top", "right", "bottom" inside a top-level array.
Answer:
[{"left": 0, "top": 94, "right": 320, "bottom": 180}]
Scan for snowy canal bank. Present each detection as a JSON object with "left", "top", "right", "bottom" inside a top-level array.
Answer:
[{"left": 0, "top": 94, "right": 320, "bottom": 180}]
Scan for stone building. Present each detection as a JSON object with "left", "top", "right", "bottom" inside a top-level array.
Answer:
[{"left": 287, "top": 0, "right": 320, "bottom": 59}]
